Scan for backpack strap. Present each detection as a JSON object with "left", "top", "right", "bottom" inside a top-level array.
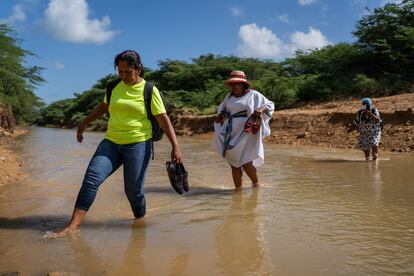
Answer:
[
  {"left": 144, "top": 82, "right": 154, "bottom": 119},
  {"left": 106, "top": 78, "right": 122, "bottom": 106},
  {"left": 144, "top": 82, "right": 156, "bottom": 159}
]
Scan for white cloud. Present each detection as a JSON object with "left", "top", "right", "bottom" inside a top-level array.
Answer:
[
  {"left": 238, "top": 24, "right": 288, "bottom": 58},
  {"left": 381, "top": 0, "right": 402, "bottom": 5},
  {"left": 298, "top": 0, "right": 318, "bottom": 6},
  {"left": 290, "top": 27, "right": 330, "bottom": 51},
  {"left": 0, "top": 5, "right": 27, "bottom": 25},
  {"left": 351, "top": 0, "right": 401, "bottom": 10},
  {"left": 230, "top": 6, "right": 244, "bottom": 17},
  {"left": 238, "top": 24, "right": 330, "bottom": 59},
  {"left": 41, "top": 0, "right": 117, "bottom": 44},
  {"left": 54, "top": 62, "right": 65, "bottom": 70},
  {"left": 278, "top": 14, "right": 289, "bottom": 23}
]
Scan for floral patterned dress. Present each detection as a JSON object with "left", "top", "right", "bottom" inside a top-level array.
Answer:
[{"left": 353, "top": 108, "right": 382, "bottom": 150}]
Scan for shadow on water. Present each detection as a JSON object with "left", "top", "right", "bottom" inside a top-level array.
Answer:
[
  {"left": 144, "top": 186, "right": 176, "bottom": 194},
  {"left": 144, "top": 186, "right": 235, "bottom": 196},
  {"left": 0, "top": 186, "right": 236, "bottom": 232},
  {"left": 312, "top": 159, "right": 370, "bottom": 163},
  {"left": 0, "top": 216, "right": 137, "bottom": 231},
  {"left": 184, "top": 187, "right": 236, "bottom": 197}
]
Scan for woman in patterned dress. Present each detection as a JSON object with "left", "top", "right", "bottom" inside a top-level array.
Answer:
[{"left": 349, "top": 98, "right": 382, "bottom": 160}]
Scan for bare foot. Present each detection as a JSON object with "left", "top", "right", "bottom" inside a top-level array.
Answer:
[
  {"left": 252, "top": 182, "right": 260, "bottom": 188},
  {"left": 131, "top": 218, "right": 147, "bottom": 228},
  {"left": 234, "top": 186, "right": 243, "bottom": 192},
  {"left": 45, "top": 225, "right": 80, "bottom": 239}
]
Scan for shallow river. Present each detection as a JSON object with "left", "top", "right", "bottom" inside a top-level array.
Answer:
[{"left": 0, "top": 127, "right": 413, "bottom": 275}]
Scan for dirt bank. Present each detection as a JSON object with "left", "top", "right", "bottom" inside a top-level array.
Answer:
[
  {"left": 0, "top": 127, "right": 27, "bottom": 187},
  {"left": 1, "top": 93, "right": 412, "bottom": 187},
  {"left": 173, "top": 93, "right": 414, "bottom": 153},
  {"left": 0, "top": 102, "right": 26, "bottom": 187},
  {"left": 0, "top": 102, "right": 16, "bottom": 133}
]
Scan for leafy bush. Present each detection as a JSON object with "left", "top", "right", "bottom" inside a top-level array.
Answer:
[
  {"left": 353, "top": 74, "right": 380, "bottom": 95},
  {"left": 296, "top": 75, "right": 332, "bottom": 102}
]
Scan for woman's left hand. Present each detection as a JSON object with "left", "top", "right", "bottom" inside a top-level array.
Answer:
[
  {"left": 76, "top": 124, "right": 87, "bottom": 143},
  {"left": 214, "top": 113, "right": 225, "bottom": 124},
  {"left": 171, "top": 146, "right": 184, "bottom": 163}
]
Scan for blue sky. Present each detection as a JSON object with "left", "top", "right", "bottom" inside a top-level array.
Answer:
[{"left": 0, "top": 0, "right": 400, "bottom": 103}]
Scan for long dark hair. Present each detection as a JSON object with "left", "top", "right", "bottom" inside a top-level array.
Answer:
[{"left": 114, "top": 50, "right": 144, "bottom": 77}]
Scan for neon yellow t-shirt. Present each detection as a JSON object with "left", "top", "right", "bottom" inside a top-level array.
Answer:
[{"left": 103, "top": 79, "right": 166, "bottom": 144}]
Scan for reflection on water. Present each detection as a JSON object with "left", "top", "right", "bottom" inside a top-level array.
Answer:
[
  {"left": 214, "top": 190, "right": 273, "bottom": 275},
  {"left": 0, "top": 127, "right": 413, "bottom": 275}
]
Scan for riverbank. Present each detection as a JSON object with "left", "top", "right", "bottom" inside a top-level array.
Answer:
[
  {"left": 0, "top": 127, "right": 27, "bottom": 187},
  {"left": 1, "top": 93, "right": 412, "bottom": 187},
  {"left": 173, "top": 93, "right": 414, "bottom": 153}
]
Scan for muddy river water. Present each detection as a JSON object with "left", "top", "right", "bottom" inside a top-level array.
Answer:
[{"left": 0, "top": 127, "right": 413, "bottom": 275}]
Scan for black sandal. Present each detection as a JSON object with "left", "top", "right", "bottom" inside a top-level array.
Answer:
[
  {"left": 166, "top": 161, "right": 189, "bottom": 194},
  {"left": 179, "top": 163, "right": 189, "bottom": 192}
]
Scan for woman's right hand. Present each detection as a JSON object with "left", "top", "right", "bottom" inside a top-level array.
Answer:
[{"left": 76, "top": 124, "right": 86, "bottom": 143}]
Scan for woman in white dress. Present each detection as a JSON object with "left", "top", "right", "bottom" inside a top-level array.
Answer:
[{"left": 213, "top": 71, "right": 274, "bottom": 189}]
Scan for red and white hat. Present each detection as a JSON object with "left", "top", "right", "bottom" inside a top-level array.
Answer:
[{"left": 225, "top": 70, "right": 251, "bottom": 86}]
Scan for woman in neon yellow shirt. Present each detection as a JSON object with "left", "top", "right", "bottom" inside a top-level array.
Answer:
[{"left": 51, "top": 50, "right": 183, "bottom": 238}]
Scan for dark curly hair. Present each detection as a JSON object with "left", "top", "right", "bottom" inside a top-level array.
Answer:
[{"left": 114, "top": 50, "right": 144, "bottom": 77}]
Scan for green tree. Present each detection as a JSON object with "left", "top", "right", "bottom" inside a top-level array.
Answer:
[
  {"left": 0, "top": 24, "right": 45, "bottom": 123},
  {"left": 37, "top": 99, "right": 75, "bottom": 126},
  {"left": 353, "top": 0, "right": 414, "bottom": 86},
  {"left": 285, "top": 43, "right": 369, "bottom": 99}
]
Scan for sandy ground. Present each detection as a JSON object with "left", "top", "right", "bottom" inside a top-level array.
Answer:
[{"left": 0, "top": 128, "right": 27, "bottom": 187}]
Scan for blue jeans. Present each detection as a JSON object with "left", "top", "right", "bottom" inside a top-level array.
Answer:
[{"left": 75, "top": 139, "right": 152, "bottom": 218}]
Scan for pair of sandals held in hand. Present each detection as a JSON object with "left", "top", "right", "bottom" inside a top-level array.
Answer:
[
  {"left": 244, "top": 112, "right": 262, "bottom": 134},
  {"left": 166, "top": 160, "right": 189, "bottom": 195}
]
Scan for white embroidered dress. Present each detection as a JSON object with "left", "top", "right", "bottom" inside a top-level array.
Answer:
[{"left": 213, "top": 90, "right": 274, "bottom": 168}]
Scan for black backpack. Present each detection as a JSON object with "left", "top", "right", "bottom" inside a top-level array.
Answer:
[{"left": 106, "top": 78, "right": 166, "bottom": 141}]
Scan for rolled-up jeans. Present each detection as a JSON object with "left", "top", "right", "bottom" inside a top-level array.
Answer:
[{"left": 75, "top": 138, "right": 152, "bottom": 218}]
